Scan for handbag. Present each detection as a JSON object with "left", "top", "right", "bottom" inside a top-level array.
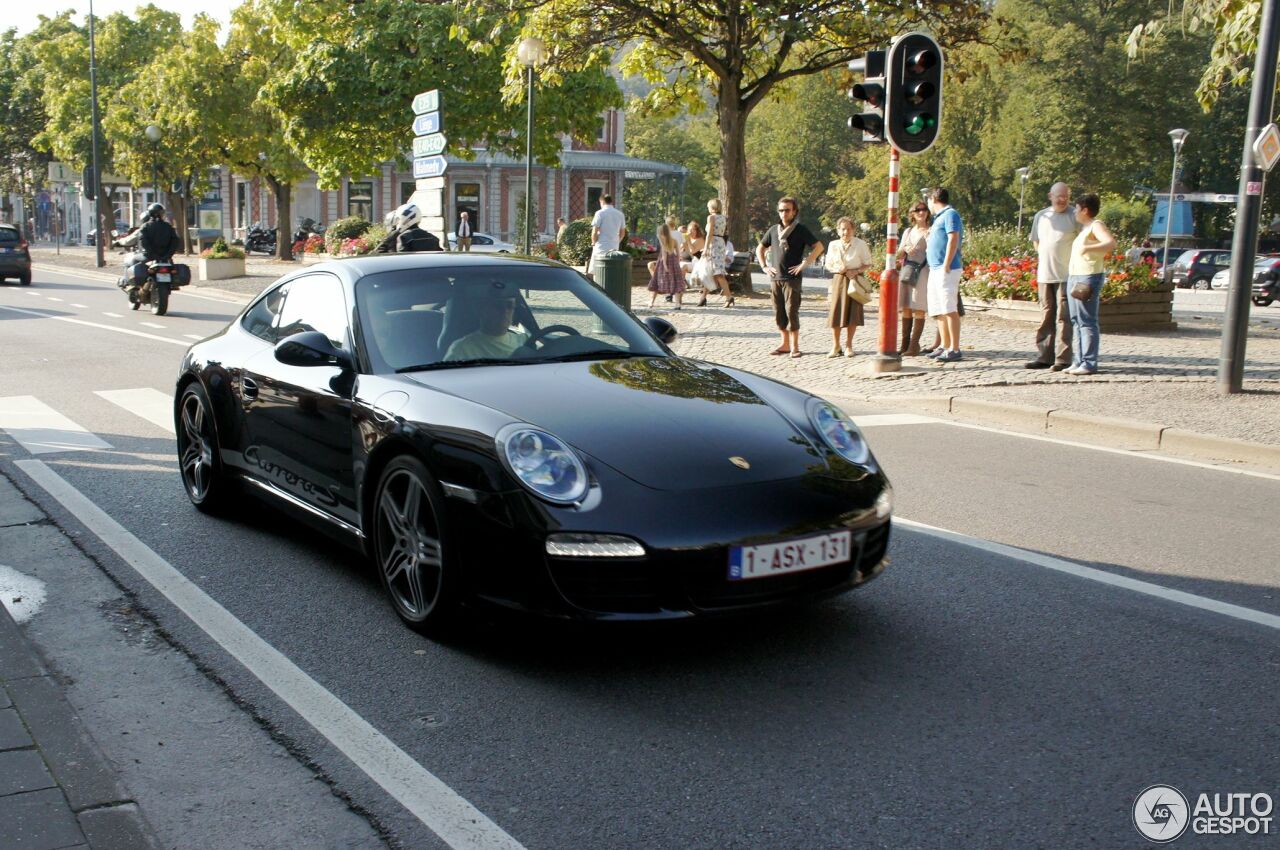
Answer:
[
  {"left": 900, "top": 259, "right": 924, "bottom": 286},
  {"left": 845, "top": 272, "right": 874, "bottom": 305},
  {"left": 1070, "top": 281, "right": 1093, "bottom": 301}
]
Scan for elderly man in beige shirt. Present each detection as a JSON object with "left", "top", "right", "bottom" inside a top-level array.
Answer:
[{"left": 1026, "top": 182, "right": 1080, "bottom": 370}]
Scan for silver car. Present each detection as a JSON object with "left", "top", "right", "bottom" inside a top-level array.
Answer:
[{"left": 446, "top": 232, "right": 515, "bottom": 253}]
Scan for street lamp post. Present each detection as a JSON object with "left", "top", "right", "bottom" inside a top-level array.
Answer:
[
  {"left": 145, "top": 124, "right": 162, "bottom": 203},
  {"left": 1163, "top": 128, "right": 1189, "bottom": 285},
  {"left": 1015, "top": 167, "right": 1030, "bottom": 234},
  {"left": 517, "top": 37, "right": 548, "bottom": 255}
]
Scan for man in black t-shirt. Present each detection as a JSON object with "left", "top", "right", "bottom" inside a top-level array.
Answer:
[{"left": 757, "top": 195, "right": 823, "bottom": 358}]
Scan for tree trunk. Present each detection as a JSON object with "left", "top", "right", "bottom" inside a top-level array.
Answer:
[
  {"left": 268, "top": 176, "right": 293, "bottom": 261},
  {"left": 717, "top": 76, "right": 753, "bottom": 293},
  {"left": 174, "top": 192, "right": 191, "bottom": 255}
]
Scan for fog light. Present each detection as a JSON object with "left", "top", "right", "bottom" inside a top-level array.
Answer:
[
  {"left": 874, "top": 486, "right": 893, "bottom": 519},
  {"left": 546, "top": 534, "right": 645, "bottom": 558}
]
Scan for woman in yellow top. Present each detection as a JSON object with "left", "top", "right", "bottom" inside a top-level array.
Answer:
[{"left": 1065, "top": 193, "right": 1115, "bottom": 375}]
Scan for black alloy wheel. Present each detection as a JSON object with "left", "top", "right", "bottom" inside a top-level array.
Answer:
[
  {"left": 177, "top": 383, "right": 231, "bottom": 513},
  {"left": 372, "top": 456, "right": 456, "bottom": 634}
]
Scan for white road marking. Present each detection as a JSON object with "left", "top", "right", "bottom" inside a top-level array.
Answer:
[
  {"left": 0, "top": 396, "right": 113, "bottom": 454},
  {"left": 139, "top": 321, "right": 165, "bottom": 329},
  {"left": 45, "top": 296, "right": 63, "bottom": 302},
  {"left": 24, "top": 290, "right": 41, "bottom": 296},
  {"left": 0, "top": 565, "right": 47, "bottom": 624},
  {"left": 13, "top": 460, "right": 527, "bottom": 850},
  {"left": 183, "top": 334, "right": 204, "bottom": 341},
  {"left": 102, "top": 311, "right": 124, "bottom": 318},
  {"left": 95, "top": 388, "right": 175, "bottom": 434},
  {"left": 71, "top": 303, "right": 89, "bottom": 308},
  {"left": 0, "top": 305, "right": 187, "bottom": 347},
  {"left": 896, "top": 516, "right": 1280, "bottom": 632},
  {"left": 852, "top": 413, "right": 938, "bottom": 428}
]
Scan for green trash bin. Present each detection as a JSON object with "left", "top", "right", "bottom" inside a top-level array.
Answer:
[{"left": 594, "top": 250, "right": 632, "bottom": 308}]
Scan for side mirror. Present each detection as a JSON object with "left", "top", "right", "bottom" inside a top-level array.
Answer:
[
  {"left": 274, "top": 331, "right": 353, "bottom": 370},
  {"left": 644, "top": 316, "right": 678, "bottom": 345}
]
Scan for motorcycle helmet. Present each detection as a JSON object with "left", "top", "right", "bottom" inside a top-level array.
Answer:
[
  {"left": 392, "top": 203, "right": 421, "bottom": 230},
  {"left": 147, "top": 203, "right": 165, "bottom": 220}
]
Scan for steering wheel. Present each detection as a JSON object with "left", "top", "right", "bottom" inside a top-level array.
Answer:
[{"left": 522, "top": 324, "right": 581, "bottom": 349}]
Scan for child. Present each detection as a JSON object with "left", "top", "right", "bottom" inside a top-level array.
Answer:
[{"left": 647, "top": 223, "right": 686, "bottom": 309}]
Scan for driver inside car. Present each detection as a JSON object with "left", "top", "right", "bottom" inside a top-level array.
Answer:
[{"left": 444, "top": 294, "right": 530, "bottom": 361}]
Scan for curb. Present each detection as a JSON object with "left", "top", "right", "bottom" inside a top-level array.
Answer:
[{"left": 862, "top": 393, "right": 1280, "bottom": 471}]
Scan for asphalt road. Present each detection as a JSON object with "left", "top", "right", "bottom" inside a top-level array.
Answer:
[{"left": 1, "top": 266, "right": 1276, "bottom": 849}]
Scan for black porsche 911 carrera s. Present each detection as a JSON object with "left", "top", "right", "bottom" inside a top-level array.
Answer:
[{"left": 174, "top": 254, "right": 892, "bottom": 632}]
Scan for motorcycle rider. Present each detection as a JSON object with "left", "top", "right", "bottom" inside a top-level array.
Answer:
[
  {"left": 376, "top": 203, "right": 441, "bottom": 253},
  {"left": 140, "top": 203, "right": 181, "bottom": 261}
]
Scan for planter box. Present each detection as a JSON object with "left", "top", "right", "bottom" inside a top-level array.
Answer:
[
  {"left": 973, "top": 285, "right": 1176, "bottom": 331},
  {"left": 198, "top": 256, "right": 245, "bottom": 281},
  {"left": 299, "top": 253, "right": 329, "bottom": 265}
]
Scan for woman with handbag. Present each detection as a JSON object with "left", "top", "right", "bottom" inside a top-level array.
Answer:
[
  {"left": 895, "top": 203, "right": 931, "bottom": 355},
  {"left": 1064, "top": 193, "right": 1115, "bottom": 375},
  {"left": 822, "top": 217, "right": 873, "bottom": 358}
]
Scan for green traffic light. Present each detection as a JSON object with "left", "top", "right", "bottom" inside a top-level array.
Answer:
[{"left": 904, "top": 113, "right": 937, "bottom": 135}]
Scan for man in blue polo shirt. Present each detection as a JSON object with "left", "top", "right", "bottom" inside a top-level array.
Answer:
[{"left": 926, "top": 187, "right": 964, "bottom": 362}]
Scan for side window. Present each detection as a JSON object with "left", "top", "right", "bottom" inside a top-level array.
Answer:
[
  {"left": 275, "top": 275, "right": 350, "bottom": 350},
  {"left": 241, "top": 284, "right": 287, "bottom": 342},
  {"left": 475, "top": 235, "right": 492, "bottom": 245}
]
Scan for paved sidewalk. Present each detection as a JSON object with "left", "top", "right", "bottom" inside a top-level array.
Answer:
[{"left": 0, "top": 474, "right": 158, "bottom": 850}]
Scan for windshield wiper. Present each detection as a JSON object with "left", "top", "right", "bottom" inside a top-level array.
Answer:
[
  {"left": 543, "top": 350, "right": 655, "bottom": 363},
  {"left": 396, "top": 358, "right": 530, "bottom": 372}
]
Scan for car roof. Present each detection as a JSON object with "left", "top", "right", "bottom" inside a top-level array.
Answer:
[
  {"left": 0, "top": 223, "right": 17, "bottom": 231},
  {"left": 312, "top": 252, "right": 561, "bottom": 277}
]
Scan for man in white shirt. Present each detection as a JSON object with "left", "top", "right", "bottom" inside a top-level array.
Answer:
[
  {"left": 444, "top": 295, "right": 529, "bottom": 361},
  {"left": 457, "top": 211, "right": 473, "bottom": 252},
  {"left": 588, "top": 194, "right": 626, "bottom": 280},
  {"left": 1026, "top": 182, "right": 1079, "bottom": 370}
]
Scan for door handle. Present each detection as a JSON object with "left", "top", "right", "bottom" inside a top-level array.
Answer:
[{"left": 242, "top": 376, "right": 259, "bottom": 400}]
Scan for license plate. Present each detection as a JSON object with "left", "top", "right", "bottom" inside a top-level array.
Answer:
[
  {"left": 156, "top": 272, "right": 172, "bottom": 282},
  {"left": 728, "top": 530, "right": 852, "bottom": 581}
]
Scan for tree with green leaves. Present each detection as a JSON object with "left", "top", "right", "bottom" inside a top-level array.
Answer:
[
  {"left": 254, "top": 0, "right": 621, "bottom": 189},
  {"left": 457, "top": 0, "right": 987, "bottom": 249}
]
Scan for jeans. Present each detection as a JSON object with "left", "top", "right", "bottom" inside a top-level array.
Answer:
[{"left": 1065, "top": 273, "right": 1103, "bottom": 370}]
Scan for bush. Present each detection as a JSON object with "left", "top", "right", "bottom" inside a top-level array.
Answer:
[
  {"left": 200, "top": 238, "right": 245, "bottom": 260},
  {"left": 1099, "top": 194, "right": 1153, "bottom": 245},
  {"left": 557, "top": 218, "right": 594, "bottom": 265},
  {"left": 325, "top": 216, "right": 371, "bottom": 254},
  {"left": 963, "top": 224, "right": 1030, "bottom": 266},
  {"left": 301, "top": 234, "right": 325, "bottom": 254}
]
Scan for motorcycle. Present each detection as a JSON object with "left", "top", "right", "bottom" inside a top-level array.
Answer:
[
  {"left": 117, "top": 250, "right": 190, "bottom": 316},
  {"left": 244, "top": 222, "right": 278, "bottom": 255},
  {"left": 291, "top": 218, "right": 325, "bottom": 253}
]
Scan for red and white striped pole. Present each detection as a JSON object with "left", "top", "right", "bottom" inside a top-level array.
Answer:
[{"left": 873, "top": 147, "right": 902, "bottom": 372}]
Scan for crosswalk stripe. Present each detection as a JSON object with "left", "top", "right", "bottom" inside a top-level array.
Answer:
[
  {"left": 852, "top": 413, "right": 939, "bottom": 427},
  {"left": 0, "top": 396, "right": 113, "bottom": 454},
  {"left": 94, "top": 388, "right": 175, "bottom": 434}
]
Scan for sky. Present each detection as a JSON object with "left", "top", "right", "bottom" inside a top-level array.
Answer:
[{"left": 12, "top": 1, "right": 236, "bottom": 36}]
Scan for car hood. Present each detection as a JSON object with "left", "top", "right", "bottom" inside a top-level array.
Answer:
[{"left": 404, "top": 357, "right": 825, "bottom": 489}]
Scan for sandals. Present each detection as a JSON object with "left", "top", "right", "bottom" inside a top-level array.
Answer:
[{"left": 770, "top": 346, "right": 791, "bottom": 356}]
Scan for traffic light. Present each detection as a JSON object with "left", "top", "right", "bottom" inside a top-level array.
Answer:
[
  {"left": 847, "top": 50, "right": 886, "bottom": 144},
  {"left": 81, "top": 165, "right": 96, "bottom": 201},
  {"left": 886, "top": 32, "right": 943, "bottom": 154}
]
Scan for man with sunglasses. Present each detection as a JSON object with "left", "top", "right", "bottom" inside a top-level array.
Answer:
[
  {"left": 758, "top": 196, "right": 823, "bottom": 358},
  {"left": 1026, "top": 182, "right": 1078, "bottom": 370}
]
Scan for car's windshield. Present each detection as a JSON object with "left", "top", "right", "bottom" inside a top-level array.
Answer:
[{"left": 355, "top": 264, "right": 667, "bottom": 374}]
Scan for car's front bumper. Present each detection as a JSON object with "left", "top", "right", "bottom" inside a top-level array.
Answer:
[{"left": 444, "top": 470, "right": 892, "bottom": 621}]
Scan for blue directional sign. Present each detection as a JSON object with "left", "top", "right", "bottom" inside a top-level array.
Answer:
[
  {"left": 413, "top": 155, "right": 448, "bottom": 178},
  {"left": 412, "top": 112, "right": 441, "bottom": 137}
]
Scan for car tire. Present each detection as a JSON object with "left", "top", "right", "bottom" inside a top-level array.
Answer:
[
  {"left": 1254, "top": 296, "right": 1275, "bottom": 307},
  {"left": 18, "top": 272, "right": 31, "bottom": 286},
  {"left": 151, "top": 282, "right": 169, "bottom": 315},
  {"left": 177, "top": 382, "right": 233, "bottom": 514},
  {"left": 1192, "top": 277, "right": 1212, "bottom": 290},
  {"left": 372, "top": 455, "right": 458, "bottom": 635}
]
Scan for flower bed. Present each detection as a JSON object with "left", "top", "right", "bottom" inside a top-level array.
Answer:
[{"left": 962, "top": 254, "right": 1175, "bottom": 330}]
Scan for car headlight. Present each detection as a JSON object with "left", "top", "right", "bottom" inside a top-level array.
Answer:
[
  {"left": 807, "top": 400, "right": 870, "bottom": 466},
  {"left": 497, "top": 425, "right": 589, "bottom": 504}
]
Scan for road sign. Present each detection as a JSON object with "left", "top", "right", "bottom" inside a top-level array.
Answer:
[
  {"left": 412, "top": 112, "right": 441, "bottom": 137},
  {"left": 413, "top": 133, "right": 447, "bottom": 157},
  {"left": 1158, "top": 192, "right": 1238, "bottom": 203},
  {"left": 416, "top": 176, "right": 446, "bottom": 191},
  {"left": 412, "top": 90, "right": 439, "bottom": 116},
  {"left": 1254, "top": 122, "right": 1280, "bottom": 172},
  {"left": 413, "top": 155, "right": 448, "bottom": 178},
  {"left": 48, "top": 162, "right": 74, "bottom": 183}
]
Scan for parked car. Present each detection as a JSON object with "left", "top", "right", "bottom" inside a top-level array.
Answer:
[
  {"left": 1168, "top": 249, "right": 1231, "bottom": 290},
  {"left": 446, "top": 232, "right": 515, "bottom": 253},
  {"left": 1210, "top": 257, "right": 1280, "bottom": 299},
  {"left": 174, "top": 254, "right": 892, "bottom": 633},
  {"left": 0, "top": 223, "right": 32, "bottom": 285}
]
